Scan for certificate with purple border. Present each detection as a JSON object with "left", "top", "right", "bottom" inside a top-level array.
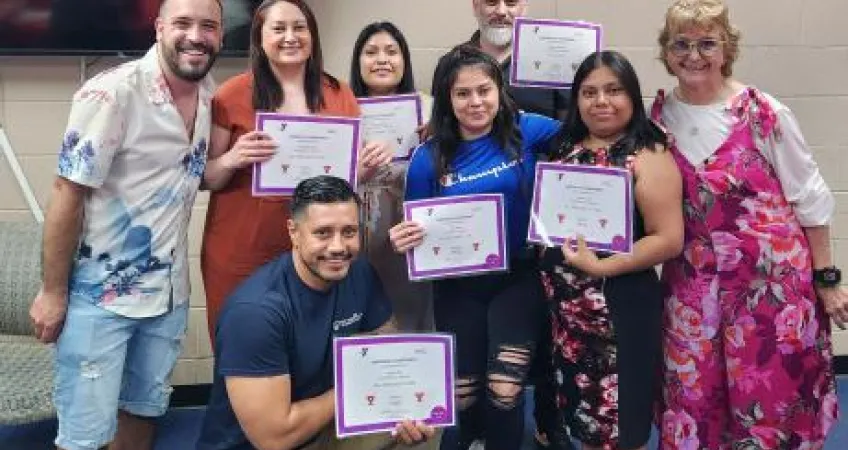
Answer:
[
  {"left": 357, "top": 94, "right": 423, "bottom": 160},
  {"left": 403, "top": 194, "right": 507, "bottom": 281},
  {"left": 252, "top": 113, "right": 360, "bottom": 196},
  {"left": 334, "top": 334, "right": 456, "bottom": 438},
  {"left": 528, "top": 162, "right": 633, "bottom": 253},
  {"left": 510, "top": 17, "right": 602, "bottom": 89}
]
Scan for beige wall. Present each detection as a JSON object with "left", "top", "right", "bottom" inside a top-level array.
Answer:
[{"left": 0, "top": 0, "right": 846, "bottom": 385}]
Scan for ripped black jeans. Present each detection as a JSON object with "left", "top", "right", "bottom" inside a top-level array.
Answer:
[{"left": 433, "top": 259, "right": 544, "bottom": 450}]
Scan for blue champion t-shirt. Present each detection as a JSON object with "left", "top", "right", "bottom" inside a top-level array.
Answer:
[
  {"left": 405, "top": 112, "right": 561, "bottom": 258},
  {"left": 196, "top": 253, "right": 392, "bottom": 450}
]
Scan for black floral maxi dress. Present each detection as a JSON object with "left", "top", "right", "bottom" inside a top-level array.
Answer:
[{"left": 539, "top": 145, "right": 664, "bottom": 450}]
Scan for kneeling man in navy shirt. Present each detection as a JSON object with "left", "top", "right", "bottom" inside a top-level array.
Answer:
[{"left": 197, "top": 176, "right": 435, "bottom": 450}]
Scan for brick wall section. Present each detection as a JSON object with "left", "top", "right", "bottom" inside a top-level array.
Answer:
[{"left": 0, "top": 0, "right": 844, "bottom": 384}]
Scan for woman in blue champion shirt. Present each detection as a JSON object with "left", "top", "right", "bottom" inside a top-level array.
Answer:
[{"left": 389, "top": 44, "right": 561, "bottom": 450}]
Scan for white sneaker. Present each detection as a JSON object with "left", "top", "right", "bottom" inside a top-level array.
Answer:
[{"left": 468, "top": 440, "right": 485, "bottom": 450}]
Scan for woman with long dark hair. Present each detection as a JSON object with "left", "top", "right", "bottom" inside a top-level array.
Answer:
[
  {"left": 389, "top": 44, "right": 561, "bottom": 450},
  {"left": 349, "top": 21, "right": 435, "bottom": 332},
  {"left": 200, "top": 0, "right": 392, "bottom": 338},
  {"left": 349, "top": 21, "right": 417, "bottom": 98},
  {"left": 540, "top": 50, "right": 683, "bottom": 450}
]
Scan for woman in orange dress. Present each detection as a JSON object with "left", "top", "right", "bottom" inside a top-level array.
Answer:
[{"left": 200, "top": 0, "right": 392, "bottom": 337}]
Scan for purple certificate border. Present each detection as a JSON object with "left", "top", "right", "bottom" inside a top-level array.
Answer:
[
  {"left": 528, "top": 162, "right": 633, "bottom": 253},
  {"left": 252, "top": 113, "right": 361, "bottom": 196},
  {"left": 510, "top": 17, "right": 603, "bottom": 89},
  {"left": 334, "top": 334, "right": 456, "bottom": 438},
  {"left": 402, "top": 194, "right": 507, "bottom": 281},
  {"left": 357, "top": 94, "right": 423, "bottom": 161}
]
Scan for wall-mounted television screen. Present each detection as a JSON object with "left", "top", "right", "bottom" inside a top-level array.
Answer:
[{"left": 0, "top": 0, "right": 260, "bottom": 56}]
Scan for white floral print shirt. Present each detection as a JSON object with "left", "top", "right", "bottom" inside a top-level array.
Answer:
[{"left": 58, "top": 45, "right": 214, "bottom": 318}]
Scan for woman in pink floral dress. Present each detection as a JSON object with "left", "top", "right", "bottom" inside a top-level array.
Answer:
[{"left": 652, "top": 1, "right": 847, "bottom": 448}]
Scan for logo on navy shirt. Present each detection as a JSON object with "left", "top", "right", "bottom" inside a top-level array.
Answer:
[{"left": 333, "top": 312, "right": 363, "bottom": 332}]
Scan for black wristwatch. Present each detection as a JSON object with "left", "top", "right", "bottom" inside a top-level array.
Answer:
[{"left": 813, "top": 266, "right": 842, "bottom": 288}]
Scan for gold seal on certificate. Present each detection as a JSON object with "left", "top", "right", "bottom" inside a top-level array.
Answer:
[
  {"left": 510, "top": 17, "right": 602, "bottom": 89},
  {"left": 333, "top": 334, "right": 456, "bottom": 438},
  {"left": 358, "top": 94, "right": 423, "bottom": 160},
  {"left": 252, "top": 113, "right": 361, "bottom": 196},
  {"left": 403, "top": 194, "right": 508, "bottom": 281},
  {"left": 528, "top": 162, "right": 634, "bottom": 253}
]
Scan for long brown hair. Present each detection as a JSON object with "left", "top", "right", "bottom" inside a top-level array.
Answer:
[{"left": 249, "top": 0, "right": 339, "bottom": 112}]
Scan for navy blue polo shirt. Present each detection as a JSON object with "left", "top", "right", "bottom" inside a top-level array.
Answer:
[{"left": 196, "top": 253, "right": 392, "bottom": 450}]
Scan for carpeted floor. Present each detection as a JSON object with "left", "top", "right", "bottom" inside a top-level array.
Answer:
[{"left": 2, "top": 377, "right": 847, "bottom": 450}]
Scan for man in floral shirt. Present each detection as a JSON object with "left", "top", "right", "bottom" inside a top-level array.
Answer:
[{"left": 28, "top": 0, "right": 222, "bottom": 449}]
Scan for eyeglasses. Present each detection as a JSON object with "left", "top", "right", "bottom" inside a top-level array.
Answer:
[
  {"left": 483, "top": 0, "right": 522, "bottom": 7},
  {"left": 667, "top": 38, "right": 724, "bottom": 57}
]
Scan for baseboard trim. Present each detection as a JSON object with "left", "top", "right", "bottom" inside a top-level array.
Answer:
[
  {"left": 835, "top": 355, "right": 848, "bottom": 377},
  {"left": 170, "top": 384, "right": 211, "bottom": 408},
  {"left": 169, "top": 357, "right": 848, "bottom": 408}
]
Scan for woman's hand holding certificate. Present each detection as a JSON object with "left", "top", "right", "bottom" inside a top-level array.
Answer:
[
  {"left": 219, "top": 131, "right": 278, "bottom": 170},
  {"left": 529, "top": 162, "right": 634, "bottom": 254},
  {"left": 399, "top": 194, "right": 508, "bottom": 281},
  {"left": 389, "top": 221, "right": 426, "bottom": 254},
  {"left": 252, "top": 113, "right": 361, "bottom": 196}
]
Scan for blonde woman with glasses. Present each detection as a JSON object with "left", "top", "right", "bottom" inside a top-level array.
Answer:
[{"left": 651, "top": 1, "right": 844, "bottom": 448}]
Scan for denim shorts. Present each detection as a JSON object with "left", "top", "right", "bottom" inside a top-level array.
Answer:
[{"left": 53, "top": 297, "right": 188, "bottom": 450}]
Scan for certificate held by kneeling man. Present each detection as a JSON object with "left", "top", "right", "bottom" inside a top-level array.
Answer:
[{"left": 334, "top": 334, "right": 456, "bottom": 438}]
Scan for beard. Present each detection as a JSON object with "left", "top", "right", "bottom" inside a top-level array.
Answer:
[
  {"left": 161, "top": 40, "right": 218, "bottom": 82},
  {"left": 478, "top": 19, "right": 514, "bottom": 47}
]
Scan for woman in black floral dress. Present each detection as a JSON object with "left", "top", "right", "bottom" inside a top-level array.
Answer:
[{"left": 539, "top": 51, "right": 684, "bottom": 450}]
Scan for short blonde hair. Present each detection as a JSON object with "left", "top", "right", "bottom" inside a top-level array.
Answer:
[{"left": 657, "top": 0, "right": 741, "bottom": 77}]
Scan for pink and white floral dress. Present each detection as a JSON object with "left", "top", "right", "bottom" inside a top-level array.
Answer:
[{"left": 652, "top": 87, "right": 838, "bottom": 450}]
